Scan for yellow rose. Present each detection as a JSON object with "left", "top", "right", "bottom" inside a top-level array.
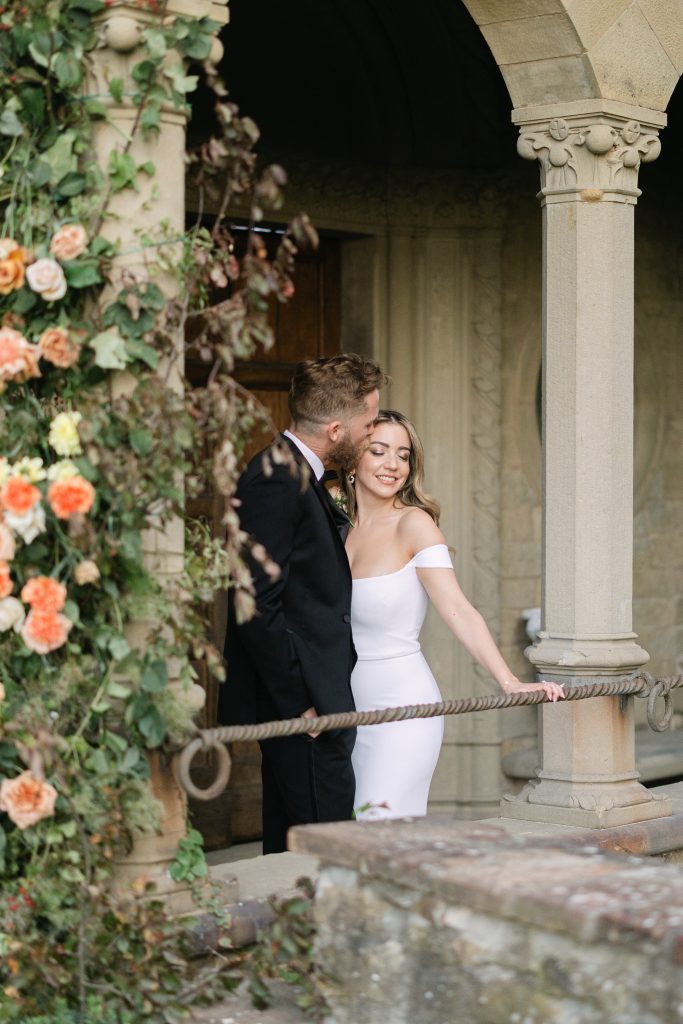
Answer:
[
  {"left": 48, "top": 411, "right": 82, "bottom": 457},
  {"left": 47, "top": 459, "right": 79, "bottom": 482},
  {"left": 13, "top": 457, "right": 46, "bottom": 483}
]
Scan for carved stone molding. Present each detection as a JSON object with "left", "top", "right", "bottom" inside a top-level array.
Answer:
[{"left": 517, "top": 116, "right": 661, "bottom": 200}]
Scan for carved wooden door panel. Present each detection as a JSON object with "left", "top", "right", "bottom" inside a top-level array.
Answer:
[{"left": 186, "top": 234, "right": 340, "bottom": 848}]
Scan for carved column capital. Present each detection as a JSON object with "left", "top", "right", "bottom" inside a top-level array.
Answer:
[{"left": 516, "top": 114, "right": 661, "bottom": 203}]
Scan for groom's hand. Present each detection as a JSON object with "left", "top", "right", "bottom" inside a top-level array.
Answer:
[{"left": 302, "top": 706, "right": 320, "bottom": 738}]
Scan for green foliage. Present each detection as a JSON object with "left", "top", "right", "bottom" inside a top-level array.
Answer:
[{"left": 0, "top": 0, "right": 320, "bottom": 1018}]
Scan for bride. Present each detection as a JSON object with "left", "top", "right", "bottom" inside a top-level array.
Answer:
[{"left": 340, "top": 410, "right": 564, "bottom": 820}]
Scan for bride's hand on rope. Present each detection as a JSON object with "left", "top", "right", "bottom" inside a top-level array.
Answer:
[{"left": 502, "top": 678, "right": 565, "bottom": 703}]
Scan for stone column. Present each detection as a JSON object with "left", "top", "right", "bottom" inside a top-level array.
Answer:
[
  {"left": 502, "top": 102, "right": 671, "bottom": 828},
  {"left": 88, "top": 0, "right": 231, "bottom": 904}
]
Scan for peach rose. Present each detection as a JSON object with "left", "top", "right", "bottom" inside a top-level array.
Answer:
[
  {"left": 47, "top": 476, "right": 95, "bottom": 519},
  {"left": 21, "top": 576, "right": 66, "bottom": 613},
  {"left": 0, "top": 771, "right": 58, "bottom": 829},
  {"left": 0, "top": 477, "right": 40, "bottom": 516},
  {"left": 0, "top": 521, "right": 15, "bottom": 561},
  {"left": 38, "top": 327, "right": 81, "bottom": 369},
  {"left": 0, "top": 563, "right": 12, "bottom": 600},
  {"left": 0, "top": 244, "right": 27, "bottom": 296},
  {"left": 74, "top": 560, "right": 100, "bottom": 585},
  {"left": 21, "top": 609, "right": 72, "bottom": 654},
  {"left": 25, "top": 258, "right": 67, "bottom": 302},
  {"left": 50, "top": 224, "right": 88, "bottom": 262},
  {"left": 0, "top": 328, "right": 41, "bottom": 390}
]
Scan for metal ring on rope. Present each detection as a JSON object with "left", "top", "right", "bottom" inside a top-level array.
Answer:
[
  {"left": 646, "top": 681, "right": 674, "bottom": 732},
  {"left": 173, "top": 737, "right": 232, "bottom": 801}
]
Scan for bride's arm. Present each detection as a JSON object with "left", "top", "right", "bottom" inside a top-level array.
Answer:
[{"left": 400, "top": 512, "right": 564, "bottom": 702}]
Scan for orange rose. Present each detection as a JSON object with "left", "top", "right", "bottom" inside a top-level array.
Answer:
[
  {"left": 49, "top": 224, "right": 88, "bottom": 262},
  {"left": 21, "top": 609, "right": 72, "bottom": 654},
  {"left": 38, "top": 327, "right": 81, "bottom": 369},
  {"left": 0, "top": 563, "right": 12, "bottom": 600},
  {"left": 0, "top": 328, "right": 41, "bottom": 390},
  {"left": 47, "top": 476, "right": 95, "bottom": 519},
  {"left": 20, "top": 576, "right": 66, "bottom": 613},
  {"left": 0, "top": 248, "right": 26, "bottom": 295},
  {"left": 0, "top": 770, "right": 58, "bottom": 829},
  {"left": 0, "top": 477, "right": 40, "bottom": 516}
]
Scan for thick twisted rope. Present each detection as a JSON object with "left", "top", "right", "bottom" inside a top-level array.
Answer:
[{"left": 173, "top": 671, "right": 682, "bottom": 801}]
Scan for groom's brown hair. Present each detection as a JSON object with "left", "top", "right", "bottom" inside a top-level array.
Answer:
[{"left": 289, "top": 353, "right": 388, "bottom": 428}]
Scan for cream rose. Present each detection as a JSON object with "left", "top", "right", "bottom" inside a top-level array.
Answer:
[
  {"left": 49, "top": 224, "right": 88, "bottom": 262},
  {"left": 13, "top": 457, "right": 46, "bottom": 483},
  {"left": 26, "top": 258, "right": 67, "bottom": 302},
  {"left": 0, "top": 521, "right": 15, "bottom": 561},
  {"left": 0, "top": 596, "right": 25, "bottom": 632},
  {"left": 0, "top": 770, "right": 58, "bottom": 829},
  {"left": 4, "top": 503, "right": 46, "bottom": 545},
  {"left": 74, "top": 560, "right": 100, "bottom": 585}
]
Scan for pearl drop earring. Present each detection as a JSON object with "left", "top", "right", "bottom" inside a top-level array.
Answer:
[{"left": 347, "top": 472, "right": 355, "bottom": 485}]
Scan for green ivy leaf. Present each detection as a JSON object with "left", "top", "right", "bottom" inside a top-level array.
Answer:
[
  {"left": 121, "top": 747, "right": 140, "bottom": 772},
  {"left": 27, "top": 157, "right": 52, "bottom": 187},
  {"left": 42, "top": 129, "right": 77, "bottom": 182},
  {"left": 138, "top": 707, "right": 166, "bottom": 747},
  {"left": 143, "top": 29, "right": 167, "bottom": 60},
  {"left": 107, "top": 150, "right": 138, "bottom": 192},
  {"left": 63, "top": 259, "right": 101, "bottom": 287},
  {"left": 125, "top": 338, "right": 159, "bottom": 369},
  {"left": 108, "top": 634, "right": 131, "bottom": 661},
  {"left": 53, "top": 52, "right": 82, "bottom": 90},
  {"left": 141, "top": 660, "right": 168, "bottom": 694},
  {"left": 63, "top": 600, "right": 80, "bottom": 624},
  {"left": 55, "top": 171, "right": 87, "bottom": 198},
  {"left": 0, "top": 108, "right": 23, "bottom": 137},
  {"left": 109, "top": 77, "right": 125, "bottom": 104},
  {"left": 163, "top": 63, "right": 198, "bottom": 96},
  {"left": 130, "top": 428, "right": 154, "bottom": 456},
  {"left": 89, "top": 328, "right": 130, "bottom": 370},
  {"left": 85, "top": 98, "right": 108, "bottom": 120}
]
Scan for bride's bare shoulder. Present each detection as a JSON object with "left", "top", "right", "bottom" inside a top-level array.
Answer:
[{"left": 396, "top": 506, "right": 445, "bottom": 550}]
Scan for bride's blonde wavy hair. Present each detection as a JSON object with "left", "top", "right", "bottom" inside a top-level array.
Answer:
[{"left": 341, "top": 409, "right": 440, "bottom": 525}]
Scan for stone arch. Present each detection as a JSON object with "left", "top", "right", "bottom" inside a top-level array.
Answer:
[{"left": 461, "top": 1, "right": 683, "bottom": 113}]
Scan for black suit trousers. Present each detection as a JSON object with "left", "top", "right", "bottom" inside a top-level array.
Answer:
[{"left": 260, "top": 729, "right": 356, "bottom": 854}]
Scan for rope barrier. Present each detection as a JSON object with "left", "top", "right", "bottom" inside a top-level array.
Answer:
[{"left": 172, "top": 671, "right": 683, "bottom": 801}]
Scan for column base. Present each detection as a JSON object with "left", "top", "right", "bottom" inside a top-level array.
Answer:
[
  {"left": 526, "top": 634, "right": 650, "bottom": 674},
  {"left": 501, "top": 779, "right": 672, "bottom": 829}
]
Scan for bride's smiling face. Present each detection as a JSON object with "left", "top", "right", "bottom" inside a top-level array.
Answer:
[{"left": 355, "top": 421, "right": 412, "bottom": 498}]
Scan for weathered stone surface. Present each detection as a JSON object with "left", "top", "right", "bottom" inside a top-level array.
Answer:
[{"left": 291, "top": 817, "right": 683, "bottom": 1024}]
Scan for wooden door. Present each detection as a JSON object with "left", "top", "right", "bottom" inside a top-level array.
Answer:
[{"left": 185, "top": 233, "right": 340, "bottom": 848}]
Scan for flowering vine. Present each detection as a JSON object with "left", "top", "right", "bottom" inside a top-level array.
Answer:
[{"left": 0, "top": 0, "right": 317, "bottom": 1018}]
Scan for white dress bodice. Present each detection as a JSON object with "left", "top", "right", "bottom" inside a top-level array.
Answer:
[
  {"left": 349, "top": 543, "right": 454, "bottom": 820},
  {"left": 351, "top": 543, "right": 453, "bottom": 661}
]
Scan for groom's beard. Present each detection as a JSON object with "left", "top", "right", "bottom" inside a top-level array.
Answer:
[{"left": 328, "top": 428, "right": 366, "bottom": 469}]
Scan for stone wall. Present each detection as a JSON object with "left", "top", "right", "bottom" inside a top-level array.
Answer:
[{"left": 291, "top": 815, "right": 683, "bottom": 1024}]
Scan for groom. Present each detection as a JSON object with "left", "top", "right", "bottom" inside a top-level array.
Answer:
[{"left": 219, "top": 353, "right": 386, "bottom": 853}]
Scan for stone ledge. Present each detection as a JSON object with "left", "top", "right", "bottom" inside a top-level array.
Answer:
[{"left": 290, "top": 797, "right": 683, "bottom": 964}]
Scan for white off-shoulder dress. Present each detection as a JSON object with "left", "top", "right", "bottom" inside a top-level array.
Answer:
[{"left": 350, "top": 543, "right": 453, "bottom": 820}]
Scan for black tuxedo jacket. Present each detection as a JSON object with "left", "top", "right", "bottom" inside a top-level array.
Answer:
[{"left": 219, "top": 435, "right": 357, "bottom": 727}]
